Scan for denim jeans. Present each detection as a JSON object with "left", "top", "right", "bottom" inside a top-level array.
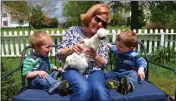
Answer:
[
  {"left": 63, "top": 69, "right": 111, "bottom": 100},
  {"left": 104, "top": 70, "right": 138, "bottom": 90},
  {"left": 30, "top": 71, "right": 58, "bottom": 90},
  {"left": 88, "top": 70, "right": 111, "bottom": 100}
]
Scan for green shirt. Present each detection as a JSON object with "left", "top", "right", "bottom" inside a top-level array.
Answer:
[{"left": 23, "top": 54, "right": 55, "bottom": 76}]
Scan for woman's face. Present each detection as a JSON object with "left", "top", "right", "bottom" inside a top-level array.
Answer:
[{"left": 89, "top": 14, "right": 108, "bottom": 34}]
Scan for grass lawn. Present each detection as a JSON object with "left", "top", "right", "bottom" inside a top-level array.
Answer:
[{"left": 149, "top": 63, "right": 176, "bottom": 95}]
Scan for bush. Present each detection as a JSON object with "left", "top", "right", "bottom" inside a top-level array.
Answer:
[
  {"left": 1, "top": 62, "right": 20, "bottom": 101},
  {"left": 111, "top": 13, "right": 126, "bottom": 26},
  {"left": 43, "top": 17, "right": 58, "bottom": 28},
  {"left": 146, "top": 22, "right": 166, "bottom": 31},
  {"left": 149, "top": 46, "right": 176, "bottom": 64}
]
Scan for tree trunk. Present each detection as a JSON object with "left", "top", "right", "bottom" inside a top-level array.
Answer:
[{"left": 131, "top": 1, "right": 139, "bottom": 31}]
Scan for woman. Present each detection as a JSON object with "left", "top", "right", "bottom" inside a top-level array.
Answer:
[{"left": 57, "top": 4, "right": 111, "bottom": 100}]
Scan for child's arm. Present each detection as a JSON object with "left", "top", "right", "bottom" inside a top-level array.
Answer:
[
  {"left": 23, "top": 57, "right": 49, "bottom": 79},
  {"left": 107, "top": 43, "right": 112, "bottom": 48},
  {"left": 52, "top": 66, "right": 63, "bottom": 71},
  {"left": 138, "top": 67, "right": 145, "bottom": 80},
  {"left": 136, "top": 54, "right": 147, "bottom": 81},
  {"left": 107, "top": 43, "right": 118, "bottom": 55},
  {"left": 26, "top": 71, "right": 49, "bottom": 79}
]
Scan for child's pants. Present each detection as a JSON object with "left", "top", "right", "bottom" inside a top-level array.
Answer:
[
  {"left": 104, "top": 70, "right": 138, "bottom": 90},
  {"left": 30, "top": 71, "right": 59, "bottom": 90}
]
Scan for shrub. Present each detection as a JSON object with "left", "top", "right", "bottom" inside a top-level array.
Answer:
[
  {"left": 1, "top": 62, "right": 20, "bottom": 101},
  {"left": 146, "top": 22, "right": 166, "bottom": 31},
  {"left": 111, "top": 13, "right": 126, "bottom": 26},
  {"left": 150, "top": 46, "right": 176, "bottom": 64}
]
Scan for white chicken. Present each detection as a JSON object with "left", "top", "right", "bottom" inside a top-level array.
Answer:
[{"left": 64, "top": 28, "right": 108, "bottom": 73}]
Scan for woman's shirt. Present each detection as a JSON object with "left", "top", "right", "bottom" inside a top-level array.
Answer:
[{"left": 57, "top": 26, "right": 109, "bottom": 72}]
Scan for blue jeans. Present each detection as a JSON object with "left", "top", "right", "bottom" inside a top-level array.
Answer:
[
  {"left": 104, "top": 70, "right": 138, "bottom": 90},
  {"left": 63, "top": 69, "right": 111, "bottom": 100},
  {"left": 30, "top": 71, "right": 58, "bottom": 90},
  {"left": 88, "top": 70, "right": 111, "bottom": 100}
]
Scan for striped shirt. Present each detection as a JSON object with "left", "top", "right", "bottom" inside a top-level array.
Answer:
[{"left": 23, "top": 53, "right": 55, "bottom": 76}]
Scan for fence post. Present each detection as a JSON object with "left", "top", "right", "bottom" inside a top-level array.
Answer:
[
  {"left": 154, "top": 29, "right": 158, "bottom": 51},
  {"left": 170, "top": 29, "right": 174, "bottom": 49},
  {"left": 149, "top": 29, "right": 153, "bottom": 53},
  {"left": 112, "top": 29, "right": 116, "bottom": 42},
  {"left": 165, "top": 29, "right": 169, "bottom": 47},
  {"left": 160, "top": 29, "right": 164, "bottom": 46}
]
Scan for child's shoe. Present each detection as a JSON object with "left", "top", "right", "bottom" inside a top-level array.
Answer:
[
  {"left": 58, "top": 80, "right": 70, "bottom": 96},
  {"left": 106, "top": 79, "right": 119, "bottom": 89},
  {"left": 116, "top": 76, "right": 131, "bottom": 95}
]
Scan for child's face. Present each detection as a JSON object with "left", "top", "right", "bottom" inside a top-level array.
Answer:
[
  {"left": 38, "top": 38, "right": 52, "bottom": 57},
  {"left": 116, "top": 41, "right": 132, "bottom": 53}
]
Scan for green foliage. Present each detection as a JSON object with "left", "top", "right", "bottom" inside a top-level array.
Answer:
[
  {"left": 43, "top": 17, "right": 58, "bottom": 28},
  {"left": 111, "top": 13, "right": 126, "bottom": 26},
  {"left": 149, "top": 1, "right": 176, "bottom": 30},
  {"left": 3, "top": 1, "right": 29, "bottom": 16},
  {"left": 150, "top": 46, "right": 176, "bottom": 64},
  {"left": 30, "top": 5, "right": 45, "bottom": 29},
  {"left": 1, "top": 62, "right": 20, "bottom": 101},
  {"left": 108, "top": 1, "right": 130, "bottom": 26},
  {"left": 62, "top": 1, "right": 100, "bottom": 27},
  {"left": 30, "top": 5, "right": 58, "bottom": 29}
]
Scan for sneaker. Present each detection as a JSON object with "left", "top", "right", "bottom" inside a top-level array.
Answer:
[
  {"left": 106, "top": 80, "right": 119, "bottom": 89},
  {"left": 48, "top": 81, "right": 61, "bottom": 94},
  {"left": 58, "top": 80, "right": 70, "bottom": 96},
  {"left": 116, "top": 76, "right": 130, "bottom": 95}
]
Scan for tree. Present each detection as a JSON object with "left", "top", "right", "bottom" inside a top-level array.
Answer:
[
  {"left": 131, "top": 1, "right": 139, "bottom": 30},
  {"left": 149, "top": 1, "right": 176, "bottom": 30},
  {"left": 62, "top": 1, "right": 100, "bottom": 27},
  {"left": 3, "top": 1, "right": 29, "bottom": 15},
  {"left": 30, "top": 5, "right": 46, "bottom": 29},
  {"left": 108, "top": 1, "right": 130, "bottom": 26},
  {"left": 3, "top": 1, "right": 29, "bottom": 20}
]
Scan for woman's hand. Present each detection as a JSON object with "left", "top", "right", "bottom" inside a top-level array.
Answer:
[
  {"left": 38, "top": 71, "right": 49, "bottom": 78},
  {"left": 71, "top": 41, "right": 84, "bottom": 55},
  {"left": 85, "top": 48, "right": 96, "bottom": 59}
]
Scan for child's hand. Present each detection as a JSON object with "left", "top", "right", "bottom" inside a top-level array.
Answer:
[
  {"left": 107, "top": 43, "right": 112, "bottom": 48},
  {"left": 138, "top": 67, "right": 145, "bottom": 80},
  {"left": 39, "top": 71, "right": 49, "bottom": 78},
  {"left": 57, "top": 67, "right": 63, "bottom": 72}
]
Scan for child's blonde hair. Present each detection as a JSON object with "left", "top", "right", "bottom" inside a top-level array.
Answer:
[
  {"left": 117, "top": 30, "right": 138, "bottom": 48},
  {"left": 29, "top": 31, "right": 52, "bottom": 50}
]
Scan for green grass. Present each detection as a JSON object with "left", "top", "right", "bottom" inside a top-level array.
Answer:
[{"left": 149, "top": 63, "right": 176, "bottom": 95}]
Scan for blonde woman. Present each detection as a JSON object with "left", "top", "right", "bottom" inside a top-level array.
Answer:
[{"left": 57, "top": 4, "right": 112, "bottom": 100}]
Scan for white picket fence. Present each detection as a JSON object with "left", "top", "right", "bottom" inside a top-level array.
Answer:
[{"left": 1, "top": 29, "right": 176, "bottom": 57}]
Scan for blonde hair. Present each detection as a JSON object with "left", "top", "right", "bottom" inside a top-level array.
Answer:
[
  {"left": 80, "top": 4, "right": 111, "bottom": 27},
  {"left": 29, "top": 31, "right": 52, "bottom": 50},
  {"left": 117, "top": 30, "right": 138, "bottom": 48}
]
